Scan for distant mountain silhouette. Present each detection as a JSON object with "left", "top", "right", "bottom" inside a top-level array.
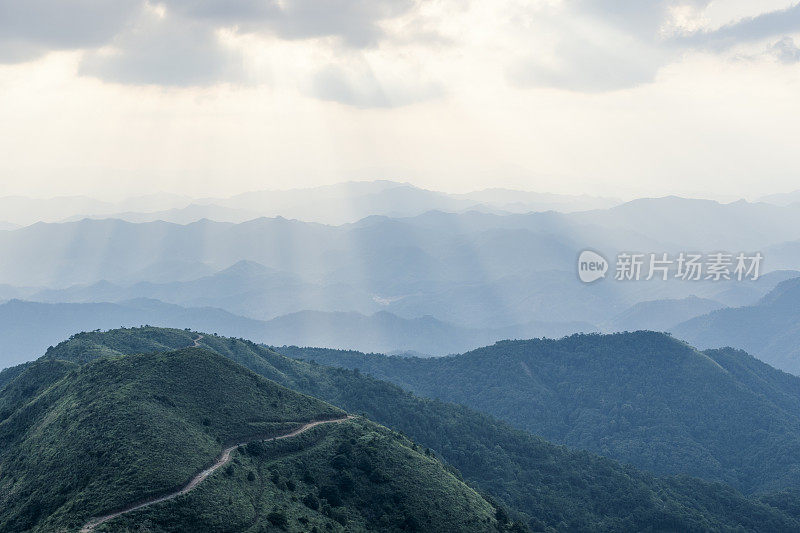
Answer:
[
  {"left": 0, "top": 298, "right": 593, "bottom": 369},
  {"left": 605, "top": 296, "right": 724, "bottom": 332},
  {"left": 673, "top": 276, "right": 800, "bottom": 374},
  {"left": 1, "top": 195, "right": 800, "bottom": 333},
  {"left": 5, "top": 181, "right": 619, "bottom": 226}
]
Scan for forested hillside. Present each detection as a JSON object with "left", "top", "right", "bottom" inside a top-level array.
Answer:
[
  {"left": 0, "top": 347, "right": 507, "bottom": 532},
  {"left": 282, "top": 331, "right": 800, "bottom": 494},
  {"left": 11, "top": 327, "right": 800, "bottom": 531}
]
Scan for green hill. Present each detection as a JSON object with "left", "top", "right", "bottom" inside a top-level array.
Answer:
[
  {"left": 17, "top": 327, "right": 800, "bottom": 531},
  {"left": 0, "top": 346, "right": 504, "bottom": 532},
  {"left": 95, "top": 417, "right": 501, "bottom": 533},
  {"left": 281, "top": 331, "right": 800, "bottom": 495}
]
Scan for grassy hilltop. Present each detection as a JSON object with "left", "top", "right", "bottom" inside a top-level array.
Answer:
[{"left": 0, "top": 344, "right": 505, "bottom": 532}]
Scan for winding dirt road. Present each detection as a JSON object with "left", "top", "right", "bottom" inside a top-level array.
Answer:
[
  {"left": 191, "top": 334, "right": 204, "bottom": 347},
  {"left": 80, "top": 416, "right": 352, "bottom": 532}
]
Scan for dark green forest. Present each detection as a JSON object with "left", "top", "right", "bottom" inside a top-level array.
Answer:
[
  {"left": 282, "top": 331, "right": 800, "bottom": 494},
  {"left": 5, "top": 327, "right": 800, "bottom": 531}
]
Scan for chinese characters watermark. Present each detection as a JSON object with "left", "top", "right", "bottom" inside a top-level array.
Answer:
[{"left": 578, "top": 250, "right": 763, "bottom": 283}]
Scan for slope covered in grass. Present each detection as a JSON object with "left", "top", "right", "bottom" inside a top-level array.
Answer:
[
  {"left": 0, "top": 348, "right": 343, "bottom": 531},
  {"left": 97, "top": 417, "right": 504, "bottom": 533},
  {"left": 20, "top": 327, "right": 800, "bottom": 531}
]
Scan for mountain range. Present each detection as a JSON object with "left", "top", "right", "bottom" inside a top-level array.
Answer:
[
  {"left": 0, "top": 181, "right": 620, "bottom": 227},
  {"left": 5, "top": 326, "right": 800, "bottom": 530},
  {"left": 0, "top": 298, "right": 594, "bottom": 368},
  {"left": 0, "top": 262, "right": 797, "bottom": 367},
  {"left": 1, "top": 201, "right": 797, "bottom": 332},
  {"left": 759, "top": 190, "right": 800, "bottom": 206},
  {"left": 3, "top": 196, "right": 800, "bottom": 289},
  {"left": 0, "top": 345, "right": 511, "bottom": 532},
  {"left": 673, "top": 277, "right": 800, "bottom": 375},
  {"left": 2, "top": 186, "right": 800, "bottom": 370},
  {"left": 283, "top": 331, "right": 800, "bottom": 494},
  {"left": 602, "top": 295, "right": 725, "bottom": 332}
]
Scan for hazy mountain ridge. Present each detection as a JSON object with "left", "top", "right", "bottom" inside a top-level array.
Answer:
[
  {"left": 603, "top": 296, "right": 725, "bottom": 332},
  {"left": 0, "top": 299, "right": 594, "bottom": 369},
  {"left": 1, "top": 181, "right": 621, "bottom": 227},
  {"left": 0, "top": 192, "right": 798, "bottom": 360},
  {"left": 0, "top": 263, "right": 794, "bottom": 368},
  {"left": 0, "top": 193, "right": 192, "bottom": 226},
  {"left": 0, "top": 201, "right": 795, "bottom": 330},
  {"left": 570, "top": 196, "right": 800, "bottom": 250},
  {"left": 0, "top": 298, "right": 265, "bottom": 368},
  {"left": 760, "top": 190, "right": 800, "bottom": 206},
  {"left": 258, "top": 309, "right": 594, "bottom": 355},
  {"left": 5, "top": 194, "right": 800, "bottom": 288},
  {"left": 673, "top": 277, "right": 800, "bottom": 374}
]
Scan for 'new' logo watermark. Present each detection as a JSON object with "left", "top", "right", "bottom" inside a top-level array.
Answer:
[
  {"left": 577, "top": 250, "right": 608, "bottom": 283},
  {"left": 576, "top": 249, "right": 763, "bottom": 283}
]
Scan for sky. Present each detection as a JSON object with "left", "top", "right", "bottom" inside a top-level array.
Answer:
[{"left": 1, "top": 0, "right": 800, "bottom": 200}]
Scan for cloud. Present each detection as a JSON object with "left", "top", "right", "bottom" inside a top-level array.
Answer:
[
  {"left": 0, "top": 0, "right": 142, "bottom": 56},
  {"left": 769, "top": 36, "right": 800, "bottom": 63},
  {"left": 678, "top": 3, "right": 800, "bottom": 49},
  {"left": 511, "top": 53, "right": 657, "bottom": 93},
  {"left": 509, "top": 1, "right": 800, "bottom": 93},
  {"left": 256, "top": 0, "right": 414, "bottom": 47},
  {"left": 509, "top": 24, "right": 670, "bottom": 93},
  {"left": 163, "top": 0, "right": 414, "bottom": 46},
  {"left": 162, "top": 0, "right": 280, "bottom": 22},
  {"left": 506, "top": 1, "right": 675, "bottom": 93},
  {"left": 79, "top": 13, "right": 246, "bottom": 87},
  {"left": 573, "top": 0, "right": 710, "bottom": 39},
  {"left": 506, "top": 1, "right": 695, "bottom": 93},
  {"left": 3, "top": 0, "right": 800, "bottom": 97},
  {"left": 309, "top": 63, "right": 441, "bottom": 108},
  {"left": 0, "top": 0, "right": 417, "bottom": 88},
  {"left": 0, "top": 40, "right": 47, "bottom": 64},
  {"left": 0, "top": 0, "right": 415, "bottom": 55}
]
